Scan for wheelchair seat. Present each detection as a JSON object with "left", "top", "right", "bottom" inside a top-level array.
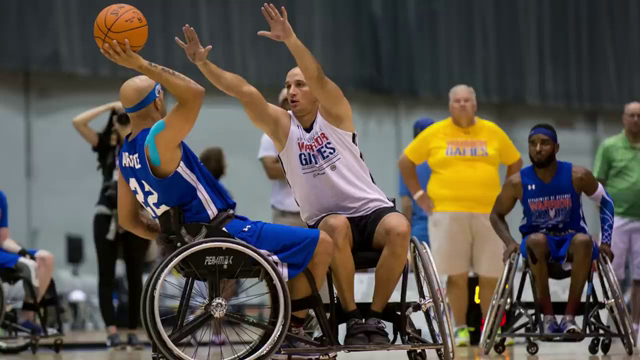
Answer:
[
  {"left": 0, "top": 267, "right": 23, "bottom": 285},
  {"left": 352, "top": 250, "right": 382, "bottom": 270}
]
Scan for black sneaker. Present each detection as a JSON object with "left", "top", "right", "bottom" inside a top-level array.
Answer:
[
  {"left": 365, "top": 318, "right": 390, "bottom": 345},
  {"left": 343, "top": 318, "right": 369, "bottom": 346},
  {"left": 128, "top": 333, "right": 144, "bottom": 350},
  {"left": 106, "top": 333, "right": 123, "bottom": 349}
]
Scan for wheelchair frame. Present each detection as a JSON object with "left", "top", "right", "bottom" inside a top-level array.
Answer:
[
  {"left": 141, "top": 225, "right": 454, "bottom": 360},
  {"left": 480, "top": 253, "right": 635, "bottom": 356},
  {"left": 0, "top": 268, "right": 65, "bottom": 354}
]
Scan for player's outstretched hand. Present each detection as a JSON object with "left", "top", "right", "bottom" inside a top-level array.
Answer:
[
  {"left": 101, "top": 39, "right": 145, "bottom": 70},
  {"left": 258, "top": 3, "right": 294, "bottom": 42},
  {"left": 175, "top": 25, "right": 211, "bottom": 65}
]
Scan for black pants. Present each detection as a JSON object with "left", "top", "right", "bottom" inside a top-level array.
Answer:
[{"left": 94, "top": 213, "right": 149, "bottom": 330}]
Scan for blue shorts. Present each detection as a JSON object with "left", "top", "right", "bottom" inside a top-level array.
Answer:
[
  {"left": 0, "top": 249, "right": 38, "bottom": 268},
  {"left": 520, "top": 233, "right": 599, "bottom": 264},
  {"left": 224, "top": 216, "right": 319, "bottom": 281}
]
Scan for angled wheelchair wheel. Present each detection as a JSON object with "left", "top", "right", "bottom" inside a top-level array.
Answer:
[
  {"left": 479, "top": 253, "right": 518, "bottom": 355},
  {"left": 146, "top": 238, "right": 290, "bottom": 360},
  {"left": 142, "top": 261, "right": 163, "bottom": 339},
  {"left": 410, "top": 238, "right": 453, "bottom": 360},
  {"left": 598, "top": 255, "right": 634, "bottom": 355},
  {"left": 0, "top": 274, "right": 40, "bottom": 354}
]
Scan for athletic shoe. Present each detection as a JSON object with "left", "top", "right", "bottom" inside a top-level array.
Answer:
[
  {"left": 559, "top": 315, "right": 581, "bottom": 334},
  {"left": 454, "top": 327, "right": 470, "bottom": 347},
  {"left": 343, "top": 318, "right": 369, "bottom": 346},
  {"left": 364, "top": 318, "right": 391, "bottom": 345},
  {"left": 272, "top": 325, "right": 336, "bottom": 359},
  {"left": 106, "top": 333, "right": 123, "bottom": 349},
  {"left": 128, "top": 333, "right": 144, "bottom": 350}
]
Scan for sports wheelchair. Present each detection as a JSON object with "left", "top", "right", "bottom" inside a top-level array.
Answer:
[
  {"left": 141, "top": 209, "right": 455, "bottom": 360},
  {"left": 0, "top": 267, "right": 65, "bottom": 354},
  {"left": 480, "top": 252, "right": 635, "bottom": 356}
]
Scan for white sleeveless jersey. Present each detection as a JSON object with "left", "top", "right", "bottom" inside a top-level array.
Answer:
[{"left": 278, "top": 111, "right": 393, "bottom": 225}]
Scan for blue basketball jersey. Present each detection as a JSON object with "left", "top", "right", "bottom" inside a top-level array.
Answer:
[
  {"left": 119, "top": 128, "right": 236, "bottom": 223},
  {"left": 519, "top": 161, "right": 588, "bottom": 237}
]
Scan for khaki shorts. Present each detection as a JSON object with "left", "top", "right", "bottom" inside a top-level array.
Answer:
[{"left": 428, "top": 212, "right": 504, "bottom": 278}]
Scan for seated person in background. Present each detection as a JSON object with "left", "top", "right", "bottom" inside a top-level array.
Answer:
[
  {"left": 0, "top": 189, "right": 55, "bottom": 333},
  {"left": 490, "top": 124, "right": 614, "bottom": 334}
]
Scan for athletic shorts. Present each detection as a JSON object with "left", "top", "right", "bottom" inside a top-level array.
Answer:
[
  {"left": 520, "top": 233, "right": 599, "bottom": 264},
  {"left": 309, "top": 206, "right": 399, "bottom": 252},
  {"left": 0, "top": 249, "right": 38, "bottom": 268},
  {"left": 610, "top": 216, "right": 640, "bottom": 280},
  {"left": 224, "top": 215, "right": 319, "bottom": 281},
  {"left": 428, "top": 212, "right": 504, "bottom": 277}
]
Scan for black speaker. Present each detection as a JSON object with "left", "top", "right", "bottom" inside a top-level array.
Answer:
[
  {"left": 66, "top": 233, "right": 84, "bottom": 266},
  {"left": 467, "top": 276, "right": 483, "bottom": 345}
]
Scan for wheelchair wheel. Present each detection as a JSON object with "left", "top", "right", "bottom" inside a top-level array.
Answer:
[
  {"left": 479, "top": 253, "right": 518, "bottom": 355},
  {"left": 145, "top": 238, "right": 290, "bottom": 360},
  {"left": 0, "top": 278, "right": 5, "bottom": 326},
  {"left": 411, "top": 238, "right": 453, "bottom": 360},
  {"left": 142, "top": 261, "right": 163, "bottom": 338},
  {"left": 598, "top": 255, "right": 634, "bottom": 355},
  {"left": 0, "top": 276, "right": 40, "bottom": 354}
]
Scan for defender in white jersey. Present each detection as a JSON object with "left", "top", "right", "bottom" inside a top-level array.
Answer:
[{"left": 181, "top": 4, "right": 411, "bottom": 345}]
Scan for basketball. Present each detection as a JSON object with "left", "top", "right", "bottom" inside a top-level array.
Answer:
[{"left": 94, "top": 4, "right": 148, "bottom": 52}]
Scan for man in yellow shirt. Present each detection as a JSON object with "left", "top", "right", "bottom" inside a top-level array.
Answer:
[{"left": 398, "top": 84, "right": 522, "bottom": 346}]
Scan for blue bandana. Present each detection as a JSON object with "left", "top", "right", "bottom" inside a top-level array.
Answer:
[
  {"left": 528, "top": 127, "right": 557, "bottom": 143},
  {"left": 124, "top": 83, "right": 161, "bottom": 114}
]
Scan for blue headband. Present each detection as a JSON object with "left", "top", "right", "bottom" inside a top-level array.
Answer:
[
  {"left": 124, "top": 83, "right": 161, "bottom": 113},
  {"left": 529, "top": 127, "right": 557, "bottom": 143}
]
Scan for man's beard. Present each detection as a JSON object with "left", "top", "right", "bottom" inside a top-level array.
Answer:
[{"left": 529, "top": 153, "right": 555, "bottom": 169}]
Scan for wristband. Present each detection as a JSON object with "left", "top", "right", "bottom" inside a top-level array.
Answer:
[
  {"left": 18, "top": 248, "right": 30, "bottom": 258},
  {"left": 413, "top": 190, "right": 425, "bottom": 201}
]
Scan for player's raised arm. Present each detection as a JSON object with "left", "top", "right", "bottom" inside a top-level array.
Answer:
[
  {"left": 258, "top": 4, "right": 353, "bottom": 132},
  {"left": 175, "top": 25, "right": 290, "bottom": 147},
  {"left": 101, "top": 39, "right": 205, "bottom": 149},
  {"left": 573, "top": 166, "right": 615, "bottom": 260},
  {"left": 490, "top": 173, "right": 523, "bottom": 262}
]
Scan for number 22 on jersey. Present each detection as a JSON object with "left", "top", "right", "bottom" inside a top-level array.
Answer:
[{"left": 129, "top": 178, "right": 170, "bottom": 217}]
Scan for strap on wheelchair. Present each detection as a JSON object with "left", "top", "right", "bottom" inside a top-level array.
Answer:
[
  {"left": 291, "top": 295, "right": 321, "bottom": 313},
  {"left": 22, "top": 302, "right": 39, "bottom": 312}
]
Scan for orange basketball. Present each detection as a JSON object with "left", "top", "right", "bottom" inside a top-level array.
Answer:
[{"left": 94, "top": 4, "right": 148, "bottom": 52}]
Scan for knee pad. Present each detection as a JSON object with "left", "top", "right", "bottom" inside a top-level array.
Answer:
[{"left": 15, "top": 257, "right": 39, "bottom": 288}]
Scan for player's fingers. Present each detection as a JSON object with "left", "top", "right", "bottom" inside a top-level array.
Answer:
[
  {"left": 111, "top": 40, "right": 125, "bottom": 56},
  {"left": 261, "top": 6, "right": 273, "bottom": 24},
  {"left": 182, "top": 26, "right": 190, "bottom": 43},
  {"left": 270, "top": 4, "right": 282, "bottom": 20},
  {"left": 100, "top": 48, "right": 116, "bottom": 63},
  {"left": 257, "top": 31, "right": 273, "bottom": 38},
  {"left": 203, "top": 45, "right": 212, "bottom": 56},
  {"left": 103, "top": 43, "right": 117, "bottom": 58},
  {"left": 189, "top": 27, "right": 200, "bottom": 43},
  {"left": 175, "top": 37, "right": 187, "bottom": 49},
  {"left": 124, "top": 39, "right": 133, "bottom": 54},
  {"left": 263, "top": 3, "right": 276, "bottom": 21},
  {"left": 282, "top": 6, "right": 288, "bottom": 22}
]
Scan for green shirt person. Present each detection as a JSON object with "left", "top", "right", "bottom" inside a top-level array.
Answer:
[{"left": 594, "top": 101, "right": 640, "bottom": 330}]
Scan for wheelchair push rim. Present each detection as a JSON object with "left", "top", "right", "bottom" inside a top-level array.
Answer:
[
  {"left": 599, "top": 255, "right": 635, "bottom": 355},
  {"left": 410, "top": 237, "right": 453, "bottom": 360},
  {"left": 146, "top": 238, "right": 290, "bottom": 360},
  {"left": 479, "top": 253, "right": 518, "bottom": 355}
]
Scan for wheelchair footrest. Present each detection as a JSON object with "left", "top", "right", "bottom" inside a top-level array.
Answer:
[
  {"left": 279, "top": 343, "right": 443, "bottom": 354},
  {"left": 520, "top": 302, "right": 587, "bottom": 316}
]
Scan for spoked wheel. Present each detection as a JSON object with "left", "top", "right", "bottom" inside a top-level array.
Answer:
[
  {"left": 410, "top": 237, "right": 453, "bottom": 360},
  {"left": 0, "top": 279, "right": 39, "bottom": 354},
  {"left": 599, "top": 255, "right": 634, "bottom": 355},
  {"left": 479, "top": 253, "right": 518, "bottom": 355},
  {"left": 146, "top": 238, "right": 290, "bottom": 360},
  {"left": 142, "top": 261, "right": 163, "bottom": 338}
]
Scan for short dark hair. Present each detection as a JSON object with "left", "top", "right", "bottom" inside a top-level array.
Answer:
[
  {"left": 530, "top": 123, "right": 557, "bottom": 137},
  {"left": 199, "top": 147, "right": 226, "bottom": 180}
]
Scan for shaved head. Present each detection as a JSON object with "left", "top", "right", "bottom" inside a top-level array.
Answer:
[
  {"left": 119, "top": 75, "right": 167, "bottom": 122},
  {"left": 120, "top": 75, "right": 157, "bottom": 108}
]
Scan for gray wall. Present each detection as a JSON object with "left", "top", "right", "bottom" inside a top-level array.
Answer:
[{"left": 0, "top": 73, "right": 623, "bottom": 274}]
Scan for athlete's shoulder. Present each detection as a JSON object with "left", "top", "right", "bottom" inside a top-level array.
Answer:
[
  {"left": 476, "top": 117, "right": 506, "bottom": 132},
  {"left": 423, "top": 118, "right": 451, "bottom": 133}
]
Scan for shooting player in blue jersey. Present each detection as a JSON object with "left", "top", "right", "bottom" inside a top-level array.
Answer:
[
  {"left": 490, "top": 124, "right": 614, "bottom": 335},
  {"left": 99, "top": 36, "right": 333, "bottom": 352}
]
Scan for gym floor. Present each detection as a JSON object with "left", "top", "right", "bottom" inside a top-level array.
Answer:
[{"left": 2, "top": 343, "right": 638, "bottom": 360}]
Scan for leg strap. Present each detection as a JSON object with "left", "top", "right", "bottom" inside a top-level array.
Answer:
[{"left": 291, "top": 295, "right": 321, "bottom": 313}]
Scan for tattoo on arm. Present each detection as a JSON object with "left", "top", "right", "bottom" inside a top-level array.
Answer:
[{"left": 147, "top": 61, "right": 197, "bottom": 85}]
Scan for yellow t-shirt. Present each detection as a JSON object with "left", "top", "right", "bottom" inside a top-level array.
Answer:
[{"left": 403, "top": 117, "right": 520, "bottom": 213}]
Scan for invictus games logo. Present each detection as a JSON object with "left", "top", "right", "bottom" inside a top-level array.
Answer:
[{"left": 204, "top": 256, "right": 233, "bottom": 267}]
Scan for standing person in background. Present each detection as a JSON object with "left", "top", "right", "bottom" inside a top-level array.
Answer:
[
  {"left": 72, "top": 102, "right": 148, "bottom": 350},
  {"left": 398, "top": 84, "right": 523, "bottom": 346},
  {"left": 594, "top": 101, "right": 640, "bottom": 338},
  {"left": 399, "top": 118, "right": 434, "bottom": 246},
  {"left": 258, "top": 88, "right": 305, "bottom": 227}
]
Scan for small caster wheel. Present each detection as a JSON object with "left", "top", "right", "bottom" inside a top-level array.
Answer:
[
  {"left": 30, "top": 341, "right": 39, "bottom": 355},
  {"left": 526, "top": 342, "right": 539, "bottom": 355},
  {"left": 54, "top": 338, "right": 63, "bottom": 353},
  {"left": 601, "top": 338, "right": 612, "bottom": 355},
  {"left": 406, "top": 350, "right": 427, "bottom": 360},
  {"left": 494, "top": 342, "right": 506, "bottom": 355}
]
